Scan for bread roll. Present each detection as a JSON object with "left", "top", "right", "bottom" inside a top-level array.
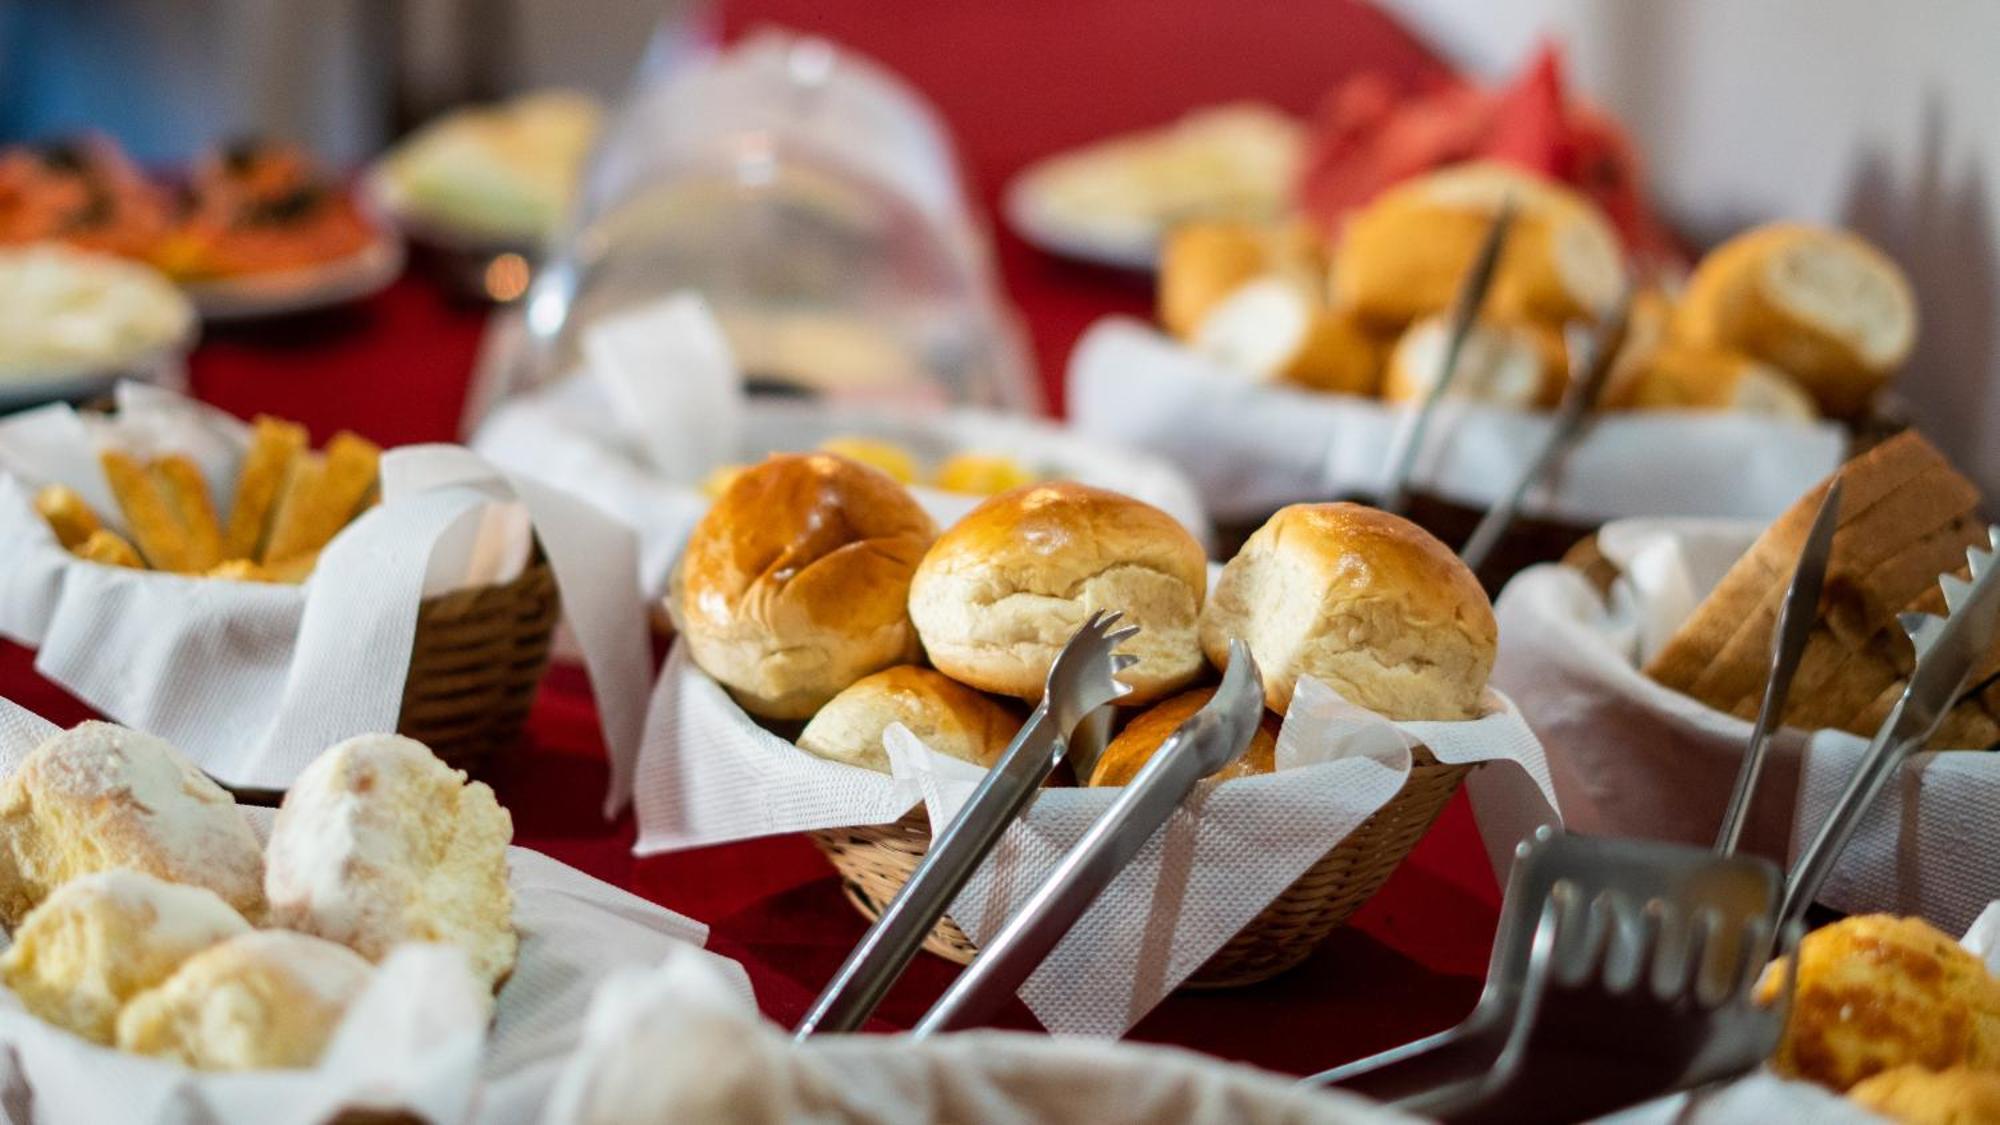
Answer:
[
  {"left": 680, "top": 453, "right": 937, "bottom": 719},
  {"left": 264, "top": 733, "right": 517, "bottom": 989},
  {"left": 0, "top": 722, "right": 265, "bottom": 926},
  {"left": 1157, "top": 221, "right": 1275, "bottom": 341},
  {"left": 1087, "top": 686, "right": 1280, "bottom": 787},
  {"left": 1329, "top": 162, "right": 1624, "bottom": 330},
  {"left": 116, "top": 930, "right": 373, "bottom": 1070},
  {"left": 1381, "top": 315, "right": 1567, "bottom": 408},
  {"left": 0, "top": 870, "right": 251, "bottom": 1043},
  {"left": 1192, "top": 275, "right": 1382, "bottom": 395},
  {"left": 908, "top": 482, "right": 1207, "bottom": 705},
  {"left": 797, "top": 665, "right": 1020, "bottom": 773},
  {"left": 1761, "top": 914, "right": 2000, "bottom": 1092},
  {"left": 1603, "top": 343, "right": 1818, "bottom": 420},
  {"left": 1201, "top": 503, "right": 1495, "bottom": 718},
  {"left": 1676, "top": 222, "right": 1916, "bottom": 418},
  {"left": 1849, "top": 1066, "right": 2000, "bottom": 1123}
]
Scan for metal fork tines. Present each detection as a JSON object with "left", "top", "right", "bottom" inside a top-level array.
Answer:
[
  {"left": 912, "top": 642, "right": 1266, "bottom": 1037},
  {"left": 1781, "top": 525, "right": 2000, "bottom": 924},
  {"left": 794, "top": 611, "right": 1140, "bottom": 1038}
]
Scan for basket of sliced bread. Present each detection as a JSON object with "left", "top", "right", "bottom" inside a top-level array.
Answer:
[{"left": 640, "top": 450, "right": 1553, "bottom": 1003}]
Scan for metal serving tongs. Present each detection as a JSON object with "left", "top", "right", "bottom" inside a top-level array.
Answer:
[
  {"left": 1377, "top": 199, "right": 1517, "bottom": 516},
  {"left": 1780, "top": 524, "right": 2000, "bottom": 926},
  {"left": 1458, "top": 286, "right": 1635, "bottom": 574},
  {"left": 794, "top": 612, "right": 1139, "bottom": 1038},
  {"left": 912, "top": 643, "right": 1266, "bottom": 1036}
]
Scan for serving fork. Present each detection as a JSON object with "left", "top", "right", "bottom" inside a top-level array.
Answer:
[{"left": 795, "top": 611, "right": 1138, "bottom": 1037}]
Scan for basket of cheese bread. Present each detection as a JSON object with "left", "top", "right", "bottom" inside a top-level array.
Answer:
[{"left": 635, "top": 450, "right": 1554, "bottom": 1015}]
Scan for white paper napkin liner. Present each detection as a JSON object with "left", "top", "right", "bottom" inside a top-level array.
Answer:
[
  {"left": 582, "top": 292, "right": 744, "bottom": 486},
  {"left": 0, "top": 693, "right": 751, "bottom": 1125},
  {"left": 1067, "top": 318, "right": 1847, "bottom": 525},
  {"left": 633, "top": 648, "right": 1560, "bottom": 1037}
]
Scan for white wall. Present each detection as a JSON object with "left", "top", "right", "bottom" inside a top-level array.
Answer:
[{"left": 1382, "top": 0, "right": 2000, "bottom": 502}]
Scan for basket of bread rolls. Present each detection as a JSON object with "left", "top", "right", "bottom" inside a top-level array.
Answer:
[
  {"left": 1073, "top": 159, "right": 1916, "bottom": 568},
  {"left": 0, "top": 387, "right": 566, "bottom": 779},
  {"left": 664, "top": 448, "right": 1538, "bottom": 991},
  {"left": 1493, "top": 430, "right": 2000, "bottom": 935}
]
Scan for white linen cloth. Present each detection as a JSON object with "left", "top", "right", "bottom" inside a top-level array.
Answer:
[
  {"left": 0, "top": 694, "right": 751, "bottom": 1125},
  {"left": 539, "top": 940, "right": 1420, "bottom": 1125},
  {"left": 1067, "top": 318, "right": 1848, "bottom": 525},
  {"left": 1493, "top": 518, "right": 2000, "bottom": 936},
  {"left": 633, "top": 646, "right": 1558, "bottom": 1037},
  {"left": 0, "top": 385, "right": 650, "bottom": 809}
]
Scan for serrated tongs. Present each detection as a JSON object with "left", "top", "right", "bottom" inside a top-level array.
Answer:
[
  {"left": 1378, "top": 198, "right": 1516, "bottom": 516},
  {"left": 912, "top": 643, "right": 1266, "bottom": 1036},
  {"left": 794, "top": 612, "right": 1139, "bottom": 1038}
]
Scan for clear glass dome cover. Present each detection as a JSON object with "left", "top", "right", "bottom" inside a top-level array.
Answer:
[{"left": 518, "top": 30, "right": 1036, "bottom": 411}]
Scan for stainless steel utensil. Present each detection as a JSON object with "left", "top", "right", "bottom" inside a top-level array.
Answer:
[
  {"left": 1714, "top": 478, "right": 1843, "bottom": 855},
  {"left": 1779, "top": 526, "right": 2000, "bottom": 924},
  {"left": 1377, "top": 199, "right": 1517, "bottom": 516},
  {"left": 911, "top": 643, "right": 1266, "bottom": 1036},
  {"left": 1458, "top": 286, "right": 1633, "bottom": 573},
  {"left": 794, "top": 611, "right": 1139, "bottom": 1038}
]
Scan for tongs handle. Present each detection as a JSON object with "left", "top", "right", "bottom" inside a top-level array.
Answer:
[{"left": 913, "top": 646, "right": 1265, "bottom": 1036}]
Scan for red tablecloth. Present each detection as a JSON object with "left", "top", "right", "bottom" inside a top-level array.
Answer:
[{"left": 0, "top": 0, "right": 1508, "bottom": 1077}]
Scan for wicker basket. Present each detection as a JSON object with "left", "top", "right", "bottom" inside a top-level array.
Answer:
[
  {"left": 397, "top": 557, "right": 561, "bottom": 772},
  {"left": 811, "top": 747, "right": 1473, "bottom": 988}
]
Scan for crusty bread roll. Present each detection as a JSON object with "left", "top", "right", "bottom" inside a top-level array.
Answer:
[
  {"left": 908, "top": 482, "right": 1207, "bottom": 706},
  {"left": 1761, "top": 914, "right": 2000, "bottom": 1093},
  {"left": 1087, "top": 686, "right": 1281, "bottom": 787},
  {"left": 1381, "top": 315, "right": 1567, "bottom": 408},
  {"left": 264, "top": 733, "right": 517, "bottom": 990},
  {"left": 1201, "top": 503, "right": 1496, "bottom": 718},
  {"left": 0, "top": 722, "right": 265, "bottom": 926},
  {"left": 1602, "top": 343, "right": 1818, "bottom": 420},
  {"left": 116, "top": 929, "right": 373, "bottom": 1070},
  {"left": 797, "top": 665, "right": 1020, "bottom": 773},
  {"left": 0, "top": 869, "right": 251, "bottom": 1044},
  {"left": 680, "top": 453, "right": 937, "bottom": 719},
  {"left": 1158, "top": 221, "right": 1277, "bottom": 341},
  {"left": 1192, "top": 275, "right": 1383, "bottom": 396},
  {"left": 1330, "top": 161, "right": 1624, "bottom": 330},
  {"left": 1676, "top": 222, "right": 1916, "bottom": 418},
  {"left": 1849, "top": 1065, "right": 2000, "bottom": 1123}
]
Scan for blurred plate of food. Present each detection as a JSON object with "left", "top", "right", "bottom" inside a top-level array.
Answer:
[
  {"left": 0, "top": 243, "right": 194, "bottom": 412},
  {"left": 1003, "top": 103, "right": 1305, "bottom": 271}
]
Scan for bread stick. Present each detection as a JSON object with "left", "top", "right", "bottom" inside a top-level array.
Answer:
[
  {"left": 99, "top": 450, "right": 196, "bottom": 572},
  {"left": 261, "top": 432, "right": 378, "bottom": 563},
  {"left": 224, "top": 416, "right": 307, "bottom": 560},
  {"left": 151, "top": 455, "right": 224, "bottom": 572},
  {"left": 71, "top": 529, "right": 143, "bottom": 569},
  {"left": 32, "top": 485, "right": 101, "bottom": 549}
]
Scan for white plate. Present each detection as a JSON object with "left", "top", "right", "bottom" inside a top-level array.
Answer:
[
  {"left": 1001, "top": 164, "right": 1162, "bottom": 273},
  {"left": 182, "top": 229, "right": 405, "bottom": 322}
]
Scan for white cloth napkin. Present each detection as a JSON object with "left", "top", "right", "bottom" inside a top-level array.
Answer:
[
  {"left": 0, "top": 385, "right": 650, "bottom": 807},
  {"left": 0, "top": 694, "right": 752, "bottom": 1125},
  {"left": 1492, "top": 519, "right": 2000, "bottom": 936},
  {"left": 540, "top": 941, "right": 1419, "bottom": 1125},
  {"left": 632, "top": 645, "right": 1558, "bottom": 1037},
  {"left": 1067, "top": 318, "right": 1848, "bottom": 525}
]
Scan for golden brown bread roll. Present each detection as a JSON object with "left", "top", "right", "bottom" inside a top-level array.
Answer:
[
  {"left": 1329, "top": 162, "right": 1625, "bottom": 330},
  {"left": 1848, "top": 1065, "right": 2000, "bottom": 1124},
  {"left": 681, "top": 453, "right": 938, "bottom": 719},
  {"left": 1192, "top": 275, "right": 1383, "bottom": 395},
  {"left": 1676, "top": 222, "right": 1916, "bottom": 418},
  {"left": 1201, "top": 503, "right": 1496, "bottom": 718},
  {"left": 1087, "top": 685, "right": 1281, "bottom": 787},
  {"left": 1602, "top": 343, "right": 1818, "bottom": 420},
  {"left": 908, "top": 482, "right": 1207, "bottom": 706},
  {"left": 1760, "top": 914, "right": 2000, "bottom": 1092},
  {"left": 1157, "top": 220, "right": 1279, "bottom": 341},
  {"left": 1381, "top": 315, "right": 1567, "bottom": 409},
  {"left": 797, "top": 665, "right": 1020, "bottom": 774}
]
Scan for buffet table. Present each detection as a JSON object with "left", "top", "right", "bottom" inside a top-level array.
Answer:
[{"left": 0, "top": 0, "right": 1503, "bottom": 1077}]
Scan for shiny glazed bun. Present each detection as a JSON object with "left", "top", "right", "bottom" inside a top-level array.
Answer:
[
  {"left": 908, "top": 482, "right": 1207, "bottom": 706},
  {"left": 1087, "top": 685, "right": 1281, "bottom": 787},
  {"left": 680, "top": 453, "right": 937, "bottom": 719},
  {"left": 1201, "top": 503, "right": 1496, "bottom": 719},
  {"left": 797, "top": 665, "right": 1020, "bottom": 774}
]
